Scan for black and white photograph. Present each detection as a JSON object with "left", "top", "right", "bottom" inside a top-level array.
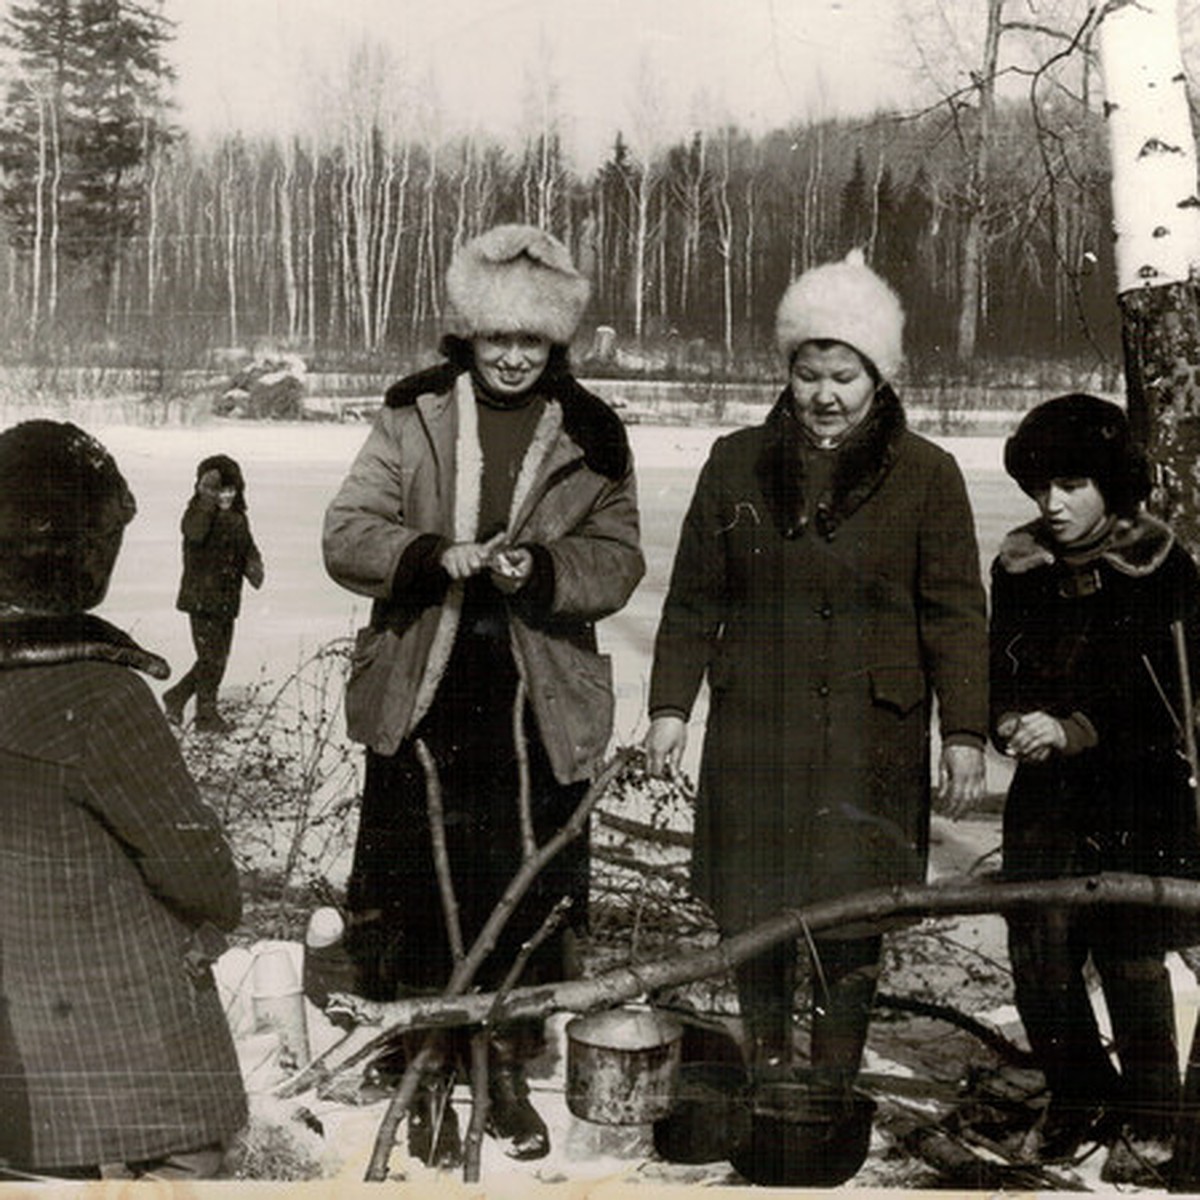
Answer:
[{"left": 3, "top": 0, "right": 1200, "bottom": 1192}]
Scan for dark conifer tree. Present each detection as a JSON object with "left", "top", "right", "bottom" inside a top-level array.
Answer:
[{"left": 0, "top": 0, "right": 177, "bottom": 330}]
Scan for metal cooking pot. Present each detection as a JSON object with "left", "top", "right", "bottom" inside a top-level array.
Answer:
[
  {"left": 652, "top": 1061, "right": 751, "bottom": 1163},
  {"left": 729, "top": 1081, "right": 876, "bottom": 1187},
  {"left": 566, "top": 1005, "right": 683, "bottom": 1125}
]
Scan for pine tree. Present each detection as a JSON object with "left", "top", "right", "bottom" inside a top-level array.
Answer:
[{"left": 0, "top": 0, "right": 177, "bottom": 331}]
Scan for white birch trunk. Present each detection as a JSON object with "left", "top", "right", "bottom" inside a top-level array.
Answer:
[
  {"left": 1098, "top": 0, "right": 1200, "bottom": 554},
  {"left": 1098, "top": 0, "right": 1200, "bottom": 293}
]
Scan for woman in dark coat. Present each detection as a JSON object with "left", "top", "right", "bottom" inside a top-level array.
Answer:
[
  {"left": 645, "top": 252, "right": 988, "bottom": 1096},
  {"left": 0, "top": 421, "right": 246, "bottom": 1179},
  {"left": 162, "top": 454, "right": 264, "bottom": 733},
  {"left": 323, "top": 225, "right": 643, "bottom": 1165},
  {"left": 990, "top": 393, "right": 1200, "bottom": 1183}
]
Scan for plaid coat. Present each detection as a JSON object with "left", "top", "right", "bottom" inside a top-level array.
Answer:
[{"left": 0, "top": 614, "right": 246, "bottom": 1169}]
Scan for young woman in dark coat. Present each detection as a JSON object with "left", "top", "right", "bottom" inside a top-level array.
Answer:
[
  {"left": 162, "top": 454, "right": 264, "bottom": 733},
  {"left": 644, "top": 252, "right": 989, "bottom": 1100},
  {"left": 0, "top": 421, "right": 246, "bottom": 1179},
  {"left": 991, "top": 393, "right": 1200, "bottom": 1183}
]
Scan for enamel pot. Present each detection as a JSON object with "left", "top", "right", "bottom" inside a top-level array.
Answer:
[{"left": 565, "top": 1005, "right": 684, "bottom": 1125}]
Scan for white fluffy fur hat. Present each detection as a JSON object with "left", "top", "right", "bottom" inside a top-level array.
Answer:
[
  {"left": 445, "top": 224, "right": 591, "bottom": 345},
  {"left": 774, "top": 249, "right": 905, "bottom": 380}
]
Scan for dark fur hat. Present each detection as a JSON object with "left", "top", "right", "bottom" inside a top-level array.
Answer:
[
  {"left": 196, "top": 453, "right": 247, "bottom": 512},
  {"left": 0, "top": 420, "right": 135, "bottom": 612},
  {"left": 1004, "top": 393, "right": 1150, "bottom": 518}
]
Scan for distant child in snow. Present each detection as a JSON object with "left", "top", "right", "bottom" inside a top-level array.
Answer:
[{"left": 162, "top": 454, "right": 264, "bottom": 733}]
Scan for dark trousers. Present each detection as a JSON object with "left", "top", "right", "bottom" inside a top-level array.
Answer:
[
  {"left": 1007, "top": 908, "right": 1179, "bottom": 1135},
  {"left": 736, "top": 933, "right": 882, "bottom": 1090},
  {"left": 163, "top": 614, "right": 235, "bottom": 718}
]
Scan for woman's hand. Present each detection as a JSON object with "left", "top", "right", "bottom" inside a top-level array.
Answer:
[
  {"left": 936, "top": 743, "right": 985, "bottom": 819},
  {"left": 488, "top": 546, "right": 533, "bottom": 594},
  {"left": 441, "top": 531, "right": 507, "bottom": 580},
  {"left": 643, "top": 714, "right": 687, "bottom": 778},
  {"left": 999, "top": 710, "right": 1067, "bottom": 763}
]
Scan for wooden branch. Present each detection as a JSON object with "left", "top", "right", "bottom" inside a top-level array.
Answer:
[
  {"left": 414, "top": 737, "right": 463, "bottom": 963},
  {"left": 512, "top": 679, "right": 535, "bottom": 860},
  {"left": 360, "top": 748, "right": 634, "bottom": 1179},
  {"left": 874, "top": 992, "right": 1035, "bottom": 1067},
  {"left": 463, "top": 1031, "right": 489, "bottom": 1183},
  {"left": 364, "top": 1036, "right": 442, "bottom": 1182},
  {"left": 331, "top": 872, "right": 1200, "bottom": 1037},
  {"left": 492, "top": 896, "right": 572, "bottom": 1010}
]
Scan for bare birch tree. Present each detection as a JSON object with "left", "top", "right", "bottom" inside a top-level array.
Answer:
[{"left": 1098, "top": 0, "right": 1200, "bottom": 553}]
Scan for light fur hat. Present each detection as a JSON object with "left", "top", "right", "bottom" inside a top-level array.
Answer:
[
  {"left": 445, "top": 224, "right": 592, "bottom": 345},
  {"left": 774, "top": 249, "right": 905, "bottom": 380}
]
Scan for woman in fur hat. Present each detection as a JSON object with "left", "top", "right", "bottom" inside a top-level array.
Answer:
[
  {"left": 0, "top": 421, "right": 246, "bottom": 1179},
  {"left": 991, "top": 393, "right": 1200, "bottom": 1182},
  {"left": 323, "top": 224, "right": 644, "bottom": 1164},
  {"left": 162, "top": 453, "right": 264, "bottom": 733},
  {"left": 644, "top": 253, "right": 988, "bottom": 1108}
]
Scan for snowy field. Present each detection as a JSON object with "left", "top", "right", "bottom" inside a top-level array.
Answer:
[{"left": 82, "top": 418, "right": 1025, "bottom": 788}]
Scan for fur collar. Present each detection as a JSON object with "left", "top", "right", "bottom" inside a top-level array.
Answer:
[
  {"left": 997, "top": 512, "right": 1176, "bottom": 577},
  {"left": 385, "top": 361, "right": 630, "bottom": 479},
  {"left": 0, "top": 613, "right": 170, "bottom": 679},
  {"left": 756, "top": 383, "right": 907, "bottom": 539}
]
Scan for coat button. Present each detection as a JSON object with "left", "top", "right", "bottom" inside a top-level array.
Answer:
[
  {"left": 817, "top": 602, "right": 833, "bottom": 618},
  {"left": 817, "top": 683, "right": 830, "bottom": 697}
]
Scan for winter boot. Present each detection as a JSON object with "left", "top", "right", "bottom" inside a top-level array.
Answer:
[{"left": 485, "top": 1027, "right": 549, "bottom": 1160}]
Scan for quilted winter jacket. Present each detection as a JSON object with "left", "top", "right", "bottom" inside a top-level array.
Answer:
[{"left": 323, "top": 370, "right": 644, "bottom": 783}]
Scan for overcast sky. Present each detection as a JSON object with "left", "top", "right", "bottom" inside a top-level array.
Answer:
[{"left": 165, "top": 0, "right": 937, "bottom": 170}]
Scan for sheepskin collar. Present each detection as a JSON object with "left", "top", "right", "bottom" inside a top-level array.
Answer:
[
  {"left": 385, "top": 361, "right": 630, "bottom": 479},
  {"left": 757, "top": 383, "right": 907, "bottom": 539},
  {"left": 0, "top": 612, "right": 170, "bottom": 678},
  {"left": 997, "top": 512, "right": 1176, "bottom": 578}
]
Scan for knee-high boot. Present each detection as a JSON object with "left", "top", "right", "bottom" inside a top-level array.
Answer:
[
  {"left": 486, "top": 1020, "right": 549, "bottom": 1160},
  {"left": 809, "top": 935, "right": 881, "bottom": 1095},
  {"left": 736, "top": 941, "right": 796, "bottom": 1079}
]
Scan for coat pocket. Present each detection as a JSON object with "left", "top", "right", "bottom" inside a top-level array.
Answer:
[
  {"left": 344, "top": 626, "right": 390, "bottom": 743},
  {"left": 869, "top": 665, "right": 927, "bottom": 715}
]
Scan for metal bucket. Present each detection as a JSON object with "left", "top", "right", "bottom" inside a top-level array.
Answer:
[
  {"left": 729, "top": 1081, "right": 876, "bottom": 1187},
  {"left": 566, "top": 1005, "right": 684, "bottom": 1125}
]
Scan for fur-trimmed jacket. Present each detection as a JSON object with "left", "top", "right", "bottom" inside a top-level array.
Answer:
[
  {"left": 322, "top": 365, "right": 644, "bottom": 783},
  {"left": 648, "top": 387, "right": 988, "bottom": 934},
  {"left": 0, "top": 613, "right": 246, "bottom": 1169},
  {"left": 990, "top": 512, "right": 1200, "bottom": 930}
]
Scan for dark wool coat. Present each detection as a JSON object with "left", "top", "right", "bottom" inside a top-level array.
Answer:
[
  {"left": 990, "top": 515, "right": 1200, "bottom": 948},
  {"left": 176, "top": 500, "right": 263, "bottom": 618},
  {"left": 649, "top": 388, "right": 988, "bottom": 935},
  {"left": 0, "top": 615, "right": 246, "bottom": 1169}
]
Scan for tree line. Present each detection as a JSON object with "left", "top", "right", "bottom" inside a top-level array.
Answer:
[{"left": 0, "top": 1, "right": 1128, "bottom": 379}]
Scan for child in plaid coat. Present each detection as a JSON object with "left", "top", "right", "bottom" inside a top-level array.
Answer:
[{"left": 0, "top": 421, "right": 247, "bottom": 1179}]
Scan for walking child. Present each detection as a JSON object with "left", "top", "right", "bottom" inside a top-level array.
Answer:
[{"left": 163, "top": 454, "right": 264, "bottom": 733}]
